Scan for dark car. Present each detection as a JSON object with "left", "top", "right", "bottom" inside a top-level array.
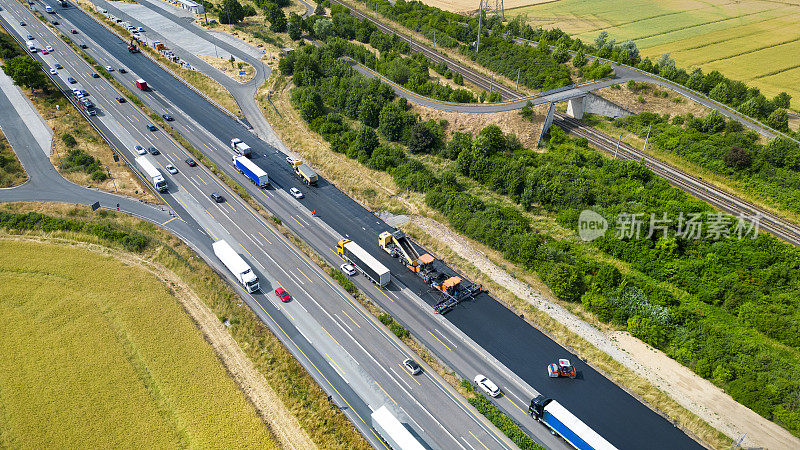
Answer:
[
  {"left": 91, "top": 72, "right": 99, "bottom": 78},
  {"left": 184, "top": 158, "right": 197, "bottom": 167},
  {"left": 118, "top": 67, "right": 126, "bottom": 73},
  {"left": 115, "top": 96, "right": 126, "bottom": 103},
  {"left": 67, "top": 76, "right": 76, "bottom": 84},
  {"left": 210, "top": 192, "right": 224, "bottom": 203},
  {"left": 146, "top": 123, "right": 156, "bottom": 131},
  {"left": 161, "top": 114, "right": 174, "bottom": 121},
  {"left": 80, "top": 43, "right": 87, "bottom": 49},
  {"left": 52, "top": 20, "right": 59, "bottom": 25},
  {"left": 20, "top": 21, "right": 26, "bottom": 26},
  {"left": 147, "top": 146, "right": 159, "bottom": 155}
]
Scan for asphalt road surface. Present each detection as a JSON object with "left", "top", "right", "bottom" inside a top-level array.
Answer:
[{"left": 16, "top": 2, "right": 711, "bottom": 448}]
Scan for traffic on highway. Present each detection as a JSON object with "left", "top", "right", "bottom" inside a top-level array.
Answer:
[{"left": 0, "top": 0, "right": 705, "bottom": 448}]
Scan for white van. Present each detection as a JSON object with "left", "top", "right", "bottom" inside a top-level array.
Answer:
[
  {"left": 27, "top": 41, "right": 36, "bottom": 52},
  {"left": 44, "top": 5, "right": 53, "bottom": 13}
]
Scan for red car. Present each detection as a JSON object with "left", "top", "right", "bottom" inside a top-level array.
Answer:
[
  {"left": 274, "top": 287, "right": 290, "bottom": 303},
  {"left": 70, "top": 29, "right": 78, "bottom": 34}
]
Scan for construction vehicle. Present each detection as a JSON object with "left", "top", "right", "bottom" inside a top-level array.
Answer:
[
  {"left": 378, "top": 230, "right": 481, "bottom": 314},
  {"left": 337, "top": 239, "right": 390, "bottom": 286},
  {"left": 127, "top": 38, "right": 139, "bottom": 53},
  {"left": 548, "top": 359, "right": 577, "bottom": 378},
  {"left": 290, "top": 159, "right": 318, "bottom": 185}
]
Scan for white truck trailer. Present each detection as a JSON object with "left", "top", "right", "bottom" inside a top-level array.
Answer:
[
  {"left": 212, "top": 240, "right": 260, "bottom": 293},
  {"left": 371, "top": 406, "right": 425, "bottom": 450},
  {"left": 135, "top": 156, "right": 167, "bottom": 192}
]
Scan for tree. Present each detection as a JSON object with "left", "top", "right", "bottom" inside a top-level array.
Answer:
[
  {"left": 378, "top": 102, "right": 405, "bottom": 141},
  {"left": 619, "top": 39, "right": 639, "bottom": 62},
  {"left": 242, "top": 4, "right": 256, "bottom": 17},
  {"left": 546, "top": 263, "right": 585, "bottom": 302},
  {"left": 474, "top": 124, "right": 505, "bottom": 157},
  {"left": 571, "top": 50, "right": 586, "bottom": 68},
  {"left": 408, "top": 122, "right": 437, "bottom": 154},
  {"left": 723, "top": 146, "right": 752, "bottom": 169},
  {"left": 262, "top": 2, "right": 287, "bottom": 32},
  {"left": 627, "top": 315, "right": 667, "bottom": 348},
  {"left": 357, "top": 96, "right": 381, "bottom": 128},
  {"left": 350, "top": 125, "right": 379, "bottom": 159},
  {"left": 709, "top": 82, "right": 730, "bottom": 104},
  {"left": 313, "top": 18, "right": 333, "bottom": 40},
  {"left": 314, "top": 3, "right": 325, "bottom": 15},
  {"left": 594, "top": 31, "right": 609, "bottom": 49},
  {"left": 773, "top": 92, "right": 792, "bottom": 109},
  {"left": 2, "top": 56, "right": 47, "bottom": 92},
  {"left": 218, "top": 0, "right": 246, "bottom": 24},
  {"left": 288, "top": 12, "right": 303, "bottom": 40},
  {"left": 685, "top": 69, "right": 704, "bottom": 91},
  {"left": 702, "top": 110, "right": 726, "bottom": 134},
  {"left": 766, "top": 108, "right": 789, "bottom": 132}
]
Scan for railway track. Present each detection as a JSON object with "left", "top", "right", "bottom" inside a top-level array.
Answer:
[
  {"left": 330, "top": 0, "right": 800, "bottom": 246},
  {"left": 555, "top": 114, "right": 800, "bottom": 246}
]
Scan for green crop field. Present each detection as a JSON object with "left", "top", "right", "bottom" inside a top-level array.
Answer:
[
  {"left": 507, "top": 0, "right": 800, "bottom": 108},
  {"left": 0, "top": 239, "right": 278, "bottom": 448}
]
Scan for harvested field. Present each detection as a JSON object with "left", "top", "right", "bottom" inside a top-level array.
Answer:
[
  {"left": 503, "top": 0, "right": 800, "bottom": 109},
  {"left": 0, "top": 238, "right": 278, "bottom": 448}
]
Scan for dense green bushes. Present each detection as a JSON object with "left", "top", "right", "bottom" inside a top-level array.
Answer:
[
  {"left": 0, "top": 211, "right": 149, "bottom": 252},
  {"left": 0, "top": 140, "right": 25, "bottom": 187},
  {"left": 61, "top": 147, "right": 107, "bottom": 181}
]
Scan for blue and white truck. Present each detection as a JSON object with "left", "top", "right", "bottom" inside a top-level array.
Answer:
[
  {"left": 233, "top": 155, "right": 268, "bottom": 187},
  {"left": 529, "top": 396, "right": 617, "bottom": 450}
]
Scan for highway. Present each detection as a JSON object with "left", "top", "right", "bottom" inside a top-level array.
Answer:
[
  {"left": 0, "top": 3, "right": 521, "bottom": 449},
  {"left": 15, "top": 1, "right": 709, "bottom": 448}
]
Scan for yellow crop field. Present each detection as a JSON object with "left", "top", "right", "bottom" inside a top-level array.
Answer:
[
  {"left": 504, "top": 0, "right": 800, "bottom": 108},
  {"left": 0, "top": 239, "right": 278, "bottom": 449}
]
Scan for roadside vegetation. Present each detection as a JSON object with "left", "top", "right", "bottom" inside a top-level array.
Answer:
[
  {"left": 0, "top": 25, "right": 152, "bottom": 200},
  {"left": 0, "top": 202, "right": 367, "bottom": 449},
  {"left": 0, "top": 239, "right": 277, "bottom": 448},
  {"left": 0, "top": 131, "right": 26, "bottom": 187},
  {"left": 278, "top": 36, "right": 800, "bottom": 438}
]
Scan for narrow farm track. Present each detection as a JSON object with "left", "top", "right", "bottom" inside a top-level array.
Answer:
[{"left": 329, "top": 0, "right": 800, "bottom": 247}]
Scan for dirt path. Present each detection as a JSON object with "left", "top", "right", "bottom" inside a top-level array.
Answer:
[
  {"left": 414, "top": 216, "right": 799, "bottom": 449},
  {"left": 6, "top": 235, "right": 315, "bottom": 450}
]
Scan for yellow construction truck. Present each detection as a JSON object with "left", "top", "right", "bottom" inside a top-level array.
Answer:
[
  {"left": 290, "top": 159, "right": 318, "bottom": 186},
  {"left": 378, "top": 230, "right": 482, "bottom": 313}
]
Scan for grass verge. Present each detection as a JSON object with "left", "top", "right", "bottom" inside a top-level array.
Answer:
[
  {"left": 0, "top": 201, "right": 367, "bottom": 449},
  {"left": 0, "top": 130, "right": 26, "bottom": 187}
]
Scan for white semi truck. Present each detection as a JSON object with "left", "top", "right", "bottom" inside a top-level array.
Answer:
[
  {"left": 212, "top": 240, "right": 260, "bottom": 293},
  {"left": 135, "top": 156, "right": 167, "bottom": 192},
  {"left": 371, "top": 406, "right": 425, "bottom": 450},
  {"left": 230, "top": 138, "right": 252, "bottom": 157}
]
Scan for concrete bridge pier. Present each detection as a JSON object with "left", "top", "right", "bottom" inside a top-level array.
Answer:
[{"left": 567, "top": 96, "right": 585, "bottom": 119}]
